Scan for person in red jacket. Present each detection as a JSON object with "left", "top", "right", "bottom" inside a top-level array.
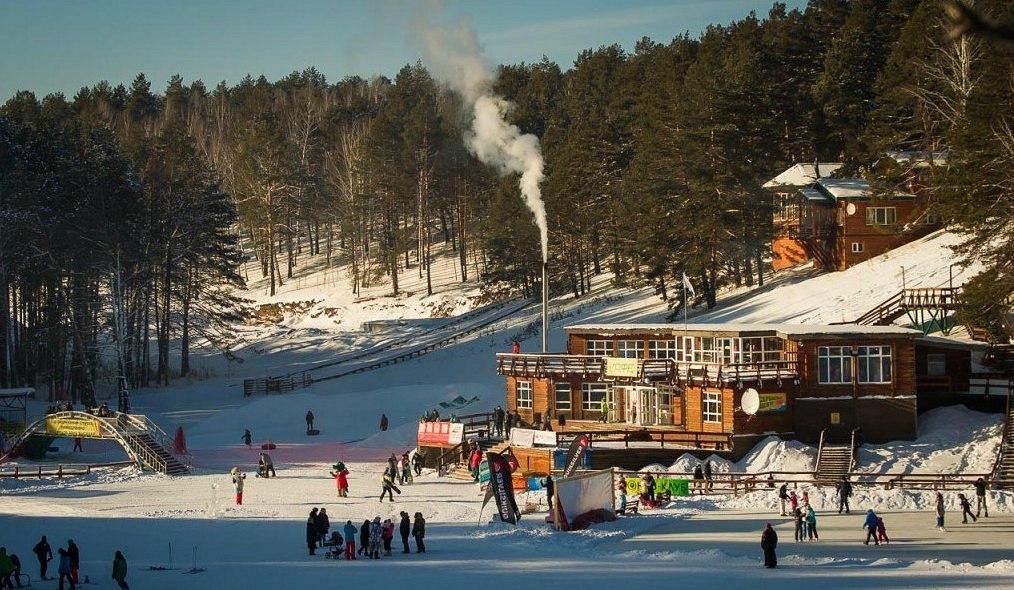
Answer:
[
  {"left": 468, "top": 443, "right": 483, "bottom": 482},
  {"left": 330, "top": 462, "right": 349, "bottom": 498},
  {"left": 511, "top": 340, "right": 521, "bottom": 354}
]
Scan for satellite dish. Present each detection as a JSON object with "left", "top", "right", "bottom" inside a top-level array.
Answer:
[
  {"left": 846, "top": 203, "right": 857, "bottom": 216},
  {"left": 741, "top": 388, "right": 760, "bottom": 415}
]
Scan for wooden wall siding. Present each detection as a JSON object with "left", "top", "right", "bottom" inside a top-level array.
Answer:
[
  {"left": 506, "top": 376, "right": 551, "bottom": 424},
  {"left": 683, "top": 386, "right": 735, "bottom": 434},
  {"left": 510, "top": 446, "right": 552, "bottom": 476},
  {"left": 914, "top": 344, "right": 971, "bottom": 393},
  {"left": 796, "top": 337, "right": 916, "bottom": 397},
  {"left": 731, "top": 386, "right": 794, "bottom": 437}
]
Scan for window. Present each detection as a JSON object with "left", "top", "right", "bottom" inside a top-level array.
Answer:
[
  {"left": 866, "top": 207, "right": 897, "bottom": 226},
  {"left": 926, "top": 353, "right": 946, "bottom": 377},
  {"left": 581, "top": 383, "right": 609, "bottom": 411},
  {"left": 741, "top": 337, "right": 784, "bottom": 363},
  {"left": 586, "top": 339, "right": 611, "bottom": 357},
  {"left": 818, "top": 346, "right": 853, "bottom": 384},
  {"left": 516, "top": 380, "right": 533, "bottom": 409},
  {"left": 693, "top": 337, "right": 720, "bottom": 363},
  {"left": 857, "top": 345, "right": 892, "bottom": 384},
  {"left": 851, "top": 242, "right": 864, "bottom": 253},
  {"left": 702, "top": 391, "right": 722, "bottom": 424},
  {"left": 648, "top": 340, "right": 680, "bottom": 360},
  {"left": 617, "top": 340, "right": 645, "bottom": 359},
  {"left": 554, "top": 382, "right": 572, "bottom": 411}
]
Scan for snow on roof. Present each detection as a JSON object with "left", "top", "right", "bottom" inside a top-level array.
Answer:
[
  {"left": 886, "top": 150, "right": 949, "bottom": 168},
  {"left": 763, "top": 162, "right": 844, "bottom": 189},
  {"left": 815, "top": 177, "right": 871, "bottom": 201},
  {"left": 565, "top": 323, "right": 921, "bottom": 339},
  {"left": 799, "top": 186, "right": 830, "bottom": 203}
]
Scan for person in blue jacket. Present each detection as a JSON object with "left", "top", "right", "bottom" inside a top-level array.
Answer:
[{"left": 863, "top": 509, "right": 880, "bottom": 545}]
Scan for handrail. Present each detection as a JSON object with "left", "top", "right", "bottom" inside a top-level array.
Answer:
[
  {"left": 849, "top": 427, "right": 861, "bottom": 472},
  {"left": 989, "top": 386, "right": 1012, "bottom": 486},
  {"left": 814, "top": 428, "right": 827, "bottom": 474},
  {"left": 434, "top": 441, "right": 467, "bottom": 477}
]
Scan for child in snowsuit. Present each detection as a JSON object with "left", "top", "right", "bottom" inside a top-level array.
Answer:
[
  {"left": 382, "top": 519, "right": 395, "bottom": 556},
  {"left": 792, "top": 508, "right": 805, "bottom": 542},
  {"left": 788, "top": 491, "right": 799, "bottom": 513},
  {"left": 400, "top": 453, "right": 413, "bottom": 485},
  {"left": 863, "top": 510, "right": 880, "bottom": 545},
  {"left": 368, "top": 517, "right": 382, "bottom": 559},
  {"left": 805, "top": 506, "right": 818, "bottom": 541},
  {"left": 876, "top": 516, "right": 889, "bottom": 544},
  {"left": 231, "top": 467, "right": 246, "bottom": 505},
  {"left": 958, "top": 493, "right": 977, "bottom": 524},
  {"left": 343, "top": 521, "right": 358, "bottom": 560}
]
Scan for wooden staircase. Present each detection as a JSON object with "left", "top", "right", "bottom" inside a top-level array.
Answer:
[
  {"left": 447, "top": 440, "right": 510, "bottom": 481},
  {"left": 814, "top": 429, "right": 857, "bottom": 485},
  {"left": 127, "top": 432, "right": 188, "bottom": 475},
  {"left": 990, "top": 392, "right": 1014, "bottom": 489}
]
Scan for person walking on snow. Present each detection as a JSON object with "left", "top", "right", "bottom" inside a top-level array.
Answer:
[
  {"left": 761, "top": 523, "right": 777, "bottom": 568},
  {"left": 399, "top": 512, "right": 411, "bottom": 554},
  {"left": 330, "top": 462, "right": 349, "bottom": 497},
  {"left": 379, "top": 413, "right": 389, "bottom": 431},
  {"left": 704, "top": 460, "right": 714, "bottom": 491},
  {"left": 935, "top": 492, "right": 947, "bottom": 531},
  {"left": 876, "top": 516, "right": 890, "bottom": 544},
  {"left": 958, "top": 493, "right": 977, "bottom": 524},
  {"left": 358, "top": 520, "right": 370, "bottom": 556},
  {"left": 32, "top": 536, "right": 52, "bottom": 580},
  {"left": 231, "top": 467, "right": 246, "bottom": 505},
  {"left": 317, "top": 508, "right": 330, "bottom": 546},
  {"left": 382, "top": 519, "right": 395, "bottom": 556},
  {"left": 543, "top": 474, "right": 555, "bottom": 512},
  {"left": 400, "top": 453, "right": 413, "bottom": 484},
  {"left": 111, "top": 551, "right": 128, "bottom": 590},
  {"left": 412, "top": 512, "right": 426, "bottom": 553},
  {"left": 368, "top": 517, "right": 382, "bottom": 559},
  {"left": 305, "top": 410, "right": 314, "bottom": 433},
  {"left": 387, "top": 454, "right": 398, "bottom": 480},
  {"left": 974, "top": 477, "right": 988, "bottom": 517},
  {"left": 56, "top": 548, "right": 73, "bottom": 590},
  {"left": 805, "top": 506, "right": 818, "bottom": 541},
  {"left": 412, "top": 452, "right": 424, "bottom": 477},
  {"left": 493, "top": 406, "right": 505, "bottom": 437},
  {"left": 468, "top": 443, "right": 482, "bottom": 482},
  {"left": 505, "top": 411, "right": 514, "bottom": 438},
  {"left": 380, "top": 467, "right": 402, "bottom": 502},
  {"left": 66, "top": 540, "right": 79, "bottom": 585},
  {"left": 863, "top": 510, "right": 880, "bottom": 545},
  {"left": 692, "top": 465, "right": 704, "bottom": 495},
  {"left": 788, "top": 490, "right": 799, "bottom": 513},
  {"left": 306, "top": 508, "right": 319, "bottom": 555},
  {"left": 343, "top": 521, "right": 358, "bottom": 560},
  {"left": 792, "top": 508, "right": 805, "bottom": 542},
  {"left": 836, "top": 476, "right": 853, "bottom": 514},
  {"left": 777, "top": 483, "right": 789, "bottom": 516},
  {"left": 242, "top": 429, "right": 252, "bottom": 448}
]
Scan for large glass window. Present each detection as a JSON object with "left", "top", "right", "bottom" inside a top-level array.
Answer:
[
  {"left": 693, "top": 337, "right": 720, "bottom": 363},
  {"left": 858, "top": 345, "right": 892, "bottom": 384},
  {"left": 741, "top": 337, "right": 784, "bottom": 363},
  {"left": 581, "top": 383, "right": 609, "bottom": 411},
  {"left": 586, "top": 340, "right": 612, "bottom": 357},
  {"left": 648, "top": 340, "right": 680, "bottom": 360},
  {"left": 818, "top": 346, "right": 853, "bottom": 384},
  {"left": 516, "top": 380, "right": 533, "bottom": 409},
  {"left": 866, "top": 207, "right": 897, "bottom": 226},
  {"left": 702, "top": 391, "right": 722, "bottom": 423},
  {"left": 554, "top": 382, "right": 572, "bottom": 411},
  {"left": 926, "top": 353, "right": 946, "bottom": 377},
  {"left": 617, "top": 340, "right": 645, "bottom": 359}
]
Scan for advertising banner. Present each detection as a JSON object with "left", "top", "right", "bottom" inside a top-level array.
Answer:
[
  {"left": 562, "top": 434, "right": 591, "bottom": 477},
  {"left": 758, "top": 393, "right": 788, "bottom": 414},
  {"left": 448, "top": 423, "right": 464, "bottom": 444},
  {"left": 554, "top": 468, "right": 617, "bottom": 531},
  {"left": 604, "top": 357, "right": 639, "bottom": 378},
  {"left": 45, "top": 416, "right": 100, "bottom": 438},
  {"left": 417, "top": 421, "right": 454, "bottom": 445},
  {"left": 509, "top": 428, "right": 557, "bottom": 448},
  {"left": 655, "top": 478, "right": 691, "bottom": 497},
  {"left": 486, "top": 452, "right": 521, "bottom": 524}
]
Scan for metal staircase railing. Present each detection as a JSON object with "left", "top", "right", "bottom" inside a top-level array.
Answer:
[{"left": 990, "top": 387, "right": 1013, "bottom": 488}]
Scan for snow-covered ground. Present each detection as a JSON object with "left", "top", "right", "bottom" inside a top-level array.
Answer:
[{"left": 4, "top": 229, "right": 1009, "bottom": 588}]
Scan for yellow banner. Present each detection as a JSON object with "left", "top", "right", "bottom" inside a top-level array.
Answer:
[
  {"left": 45, "top": 416, "right": 101, "bottom": 438},
  {"left": 604, "top": 357, "right": 640, "bottom": 378},
  {"left": 758, "top": 393, "right": 787, "bottom": 413}
]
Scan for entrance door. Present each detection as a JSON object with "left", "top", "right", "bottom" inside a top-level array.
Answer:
[{"left": 617, "top": 386, "right": 659, "bottom": 426}]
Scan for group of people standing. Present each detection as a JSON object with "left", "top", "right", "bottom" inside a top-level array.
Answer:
[
  {"left": 0, "top": 537, "right": 128, "bottom": 590},
  {"left": 310, "top": 511, "right": 427, "bottom": 560}
]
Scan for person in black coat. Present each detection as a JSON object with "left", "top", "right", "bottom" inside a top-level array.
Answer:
[
  {"left": 543, "top": 475, "right": 555, "bottom": 512},
  {"left": 32, "top": 536, "right": 52, "bottom": 580},
  {"left": 836, "top": 476, "right": 853, "bottom": 514},
  {"left": 358, "top": 520, "right": 370, "bottom": 556},
  {"left": 306, "top": 508, "right": 319, "bottom": 555},
  {"left": 399, "top": 511, "right": 411, "bottom": 554},
  {"left": 317, "top": 508, "right": 330, "bottom": 546},
  {"left": 761, "top": 523, "right": 778, "bottom": 568},
  {"left": 412, "top": 512, "right": 426, "bottom": 553},
  {"left": 66, "top": 540, "right": 80, "bottom": 585}
]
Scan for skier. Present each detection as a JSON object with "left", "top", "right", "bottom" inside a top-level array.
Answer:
[
  {"left": 306, "top": 508, "right": 319, "bottom": 555},
  {"left": 357, "top": 520, "right": 370, "bottom": 557},
  {"left": 317, "top": 508, "right": 330, "bottom": 546},
  {"left": 111, "top": 551, "right": 128, "bottom": 590},
  {"left": 692, "top": 465, "right": 704, "bottom": 495},
  {"left": 777, "top": 483, "right": 789, "bottom": 516},
  {"left": 543, "top": 474, "right": 555, "bottom": 512},
  {"left": 380, "top": 467, "right": 402, "bottom": 502},
  {"left": 412, "top": 451, "right": 424, "bottom": 476},
  {"left": 231, "top": 467, "right": 246, "bottom": 505},
  {"left": 66, "top": 540, "right": 79, "bottom": 586},
  {"left": 32, "top": 536, "right": 52, "bottom": 581},
  {"left": 935, "top": 491, "right": 946, "bottom": 531},
  {"left": 343, "top": 521, "right": 358, "bottom": 560},
  {"left": 958, "top": 493, "right": 977, "bottom": 524},
  {"left": 862, "top": 509, "right": 880, "bottom": 545},
  {"left": 412, "top": 512, "right": 426, "bottom": 553},
  {"left": 792, "top": 508, "right": 805, "bottom": 542},
  {"left": 836, "top": 476, "right": 853, "bottom": 514},
  {"left": 704, "top": 460, "right": 713, "bottom": 492},
  {"left": 805, "top": 505, "right": 818, "bottom": 541},
  {"left": 399, "top": 511, "right": 411, "bottom": 554},
  {"left": 876, "top": 515, "right": 890, "bottom": 544},
  {"left": 305, "top": 410, "right": 315, "bottom": 433},
  {"left": 974, "top": 477, "right": 988, "bottom": 517},
  {"left": 760, "top": 523, "right": 777, "bottom": 568},
  {"left": 382, "top": 518, "right": 395, "bottom": 556},
  {"left": 242, "top": 429, "right": 252, "bottom": 448},
  {"left": 379, "top": 413, "right": 389, "bottom": 431},
  {"left": 56, "top": 548, "right": 73, "bottom": 590}
]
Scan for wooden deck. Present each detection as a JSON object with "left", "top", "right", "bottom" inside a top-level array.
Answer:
[{"left": 555, "top": 419, "right": 687, "bottom": 433}]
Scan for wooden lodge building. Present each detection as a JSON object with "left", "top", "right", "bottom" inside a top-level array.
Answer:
[
  {"left": 495, "top": 322, "right": 974, "bottom": 466},
  {"left": 767, "top": 153, "right": 944, "bottom": 272}
]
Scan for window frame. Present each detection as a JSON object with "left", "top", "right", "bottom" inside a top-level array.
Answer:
[
  {"left": 554, "top": 382, "right": 572, "bottom": 411},
  {"left": 818, "top": 345, "right": 853, "bottom": 384},
  {"left": 865, "top": 206, "right": 897, "bottom": 226},
  {"left": 702, "top": 391, "right": 722, "bottom": 424},
  {"left": 851, "top": 241, "right": 864, "bottom": 253},
  {"left": 617, "top": 339, "right": 645, "bottom": 359},
  {"left": 516, "top": 380, "right": 533, "bottom": 409},
  {"left": 648, "top": 339, "right": 680, "bottom": 361},
  {"left": 857, "top": 345, "right": 892, "bottom": 384},
  {"left": 586, "top": 339, "right": 612, "bottom": 357},
  {"left": 581, "top": 382, "right": 609, "bottom": 411}
]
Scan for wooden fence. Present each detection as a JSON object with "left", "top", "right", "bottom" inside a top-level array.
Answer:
[{"left": 0, "top": 460, "right": 136, "bottom": 479}]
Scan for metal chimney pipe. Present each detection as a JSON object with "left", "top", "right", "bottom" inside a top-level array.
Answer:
[{"left": 542, "top": 262, "right": 549, "bottom": 352}]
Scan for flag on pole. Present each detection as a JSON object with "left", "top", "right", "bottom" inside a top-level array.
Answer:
[{"left": 681, "top": 273, "right": 695, "bottom": 298}]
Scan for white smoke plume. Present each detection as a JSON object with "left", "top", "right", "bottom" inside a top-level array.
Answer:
[{"left": 415, "top": 7, "right": 548, "bottom": 263}]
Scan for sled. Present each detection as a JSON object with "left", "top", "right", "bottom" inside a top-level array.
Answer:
[{"left": 306, "top": 429, "right": 320, "bottom": 436}]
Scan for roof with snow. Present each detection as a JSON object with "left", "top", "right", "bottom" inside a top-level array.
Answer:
[
  {"left": 814, "top": 177, "right": 870, "bottom": 201},
  {"left": 763, "top": 163, "right": 844, "bottom": 189},
  {"left": 886, "top": 150, "right": 949, "bottom": 168},
  {"left": 565, "top": 323, "right": 921, "bottom": 340}
]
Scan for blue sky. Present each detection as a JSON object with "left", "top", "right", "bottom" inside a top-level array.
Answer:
[{"left": 0, "top": 0, "right": 807, "bottom": 101}]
